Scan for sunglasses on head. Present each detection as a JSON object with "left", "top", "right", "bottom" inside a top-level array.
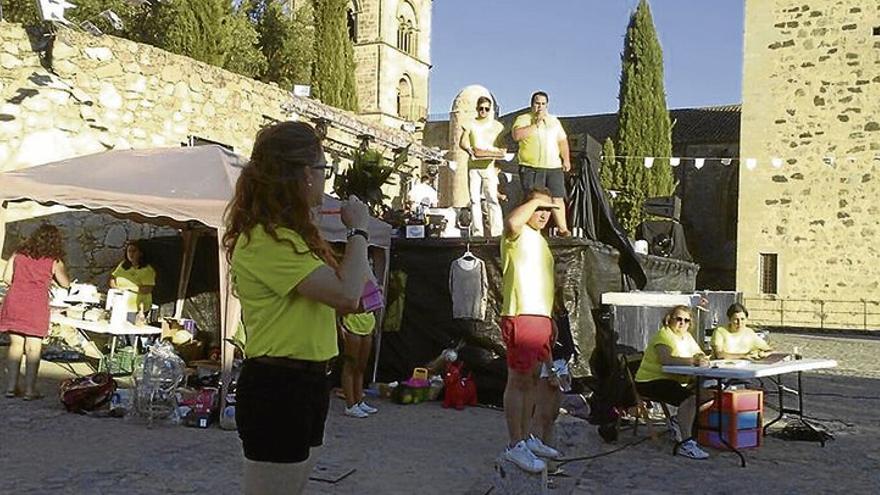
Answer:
[
  {"left": 477, "top": 106, "right": 491, "bottom": 112},
  {"left": 674, "top": 316, "right": 691, "bottom": 324}
]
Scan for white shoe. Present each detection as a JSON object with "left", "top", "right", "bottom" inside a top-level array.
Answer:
[
  {"left": 525, "top": 434, "right": 562, "bottom": 460},
  {"left": 504, "top": 440, "right": 546, "bottom": 473},
  {"left": 344, "top": 404, "right": 369, "bottom": 418},
  {"left": 678, "top": 440, "right": 709, "bottom": 460},
  {"left": 358, "top": 401, "right": 378, "bottom": 414}
]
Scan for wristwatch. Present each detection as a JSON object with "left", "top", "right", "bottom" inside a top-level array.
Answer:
[{"left": 346, "top": 228, "right": 369, "bottom": 241}]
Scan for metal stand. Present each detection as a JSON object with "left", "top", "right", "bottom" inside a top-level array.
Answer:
[{"left": 763, "top": 371, "right": 830, "bottom": 446}]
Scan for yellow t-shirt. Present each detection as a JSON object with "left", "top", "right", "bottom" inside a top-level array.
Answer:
[
  {"left": 512, "top": 113, "right": 567, "bottom": 169},
  {"left": 500, "top": 225, "right": 554, "bottom": 317},
  {"left": 635, "top": 326, "right": 704, "bottom": 384},
  {"left": 466, "top": 119, "right": 505, "bottom": 169},
  {"left": 111, "top": 263, "right": 156, "bottom": 312},
  {"left": 711, "top": 326, "right": 770, "bottom": 356},
  {"left": 341, "top": 312, "right": 376, "bottom": 336},
  {"left": 231, "top": 225, "right": 338, "bottom": 361}
]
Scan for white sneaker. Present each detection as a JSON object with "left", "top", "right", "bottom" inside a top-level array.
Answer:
[
  {"left": 358, "top": 401, "right": 378, "bottom": 414},
  {"left": 504, "top": 440, "right": 546, "bottom": 473},
  {"left": 678, "top": 440, "right": 709, "bottom": 460},
  {"left": 344, "top": 404, "right": 369, "bottom": 418},
  {"left": 525, "top": 434, "right": 562, "bottom": 460}
]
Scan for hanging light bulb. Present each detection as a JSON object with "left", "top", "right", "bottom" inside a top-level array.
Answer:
[
  {"left": 745, "top": 158, "right": 758, "bottom": 170},
  {"left": 771, "top": 158, "right": 783, "bottom": 169},
  {"left": 693, "top": 158, "right": 705, "bottom": 170},
  {"left": 669, "top": 157, "right": 681, "bottom": 167},
  {"left": 643, "top": 157, "right": 654, "bottom": 169}
]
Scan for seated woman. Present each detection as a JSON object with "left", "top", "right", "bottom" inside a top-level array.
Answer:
[
  {"left": 635, "top": 305, "right": 711, "bottom": 460},
  {"left": 109, "top": 240, "right": 156, "bottom": 319},
  {"left": 712, "top": 303, "right": 771, "bottom": 359}
]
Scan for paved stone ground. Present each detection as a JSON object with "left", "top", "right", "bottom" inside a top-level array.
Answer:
[{"left": 1, "top": 332, "right": 878, "bottom": 494}]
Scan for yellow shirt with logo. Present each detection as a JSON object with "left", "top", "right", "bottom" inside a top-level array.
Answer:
[
  {"left": 635, "top": 326, "right": 703, "bottom": 384},
  {"left": 231, "top": 225, "right": 337, "bottom": 361},
  {"left": 711, "top": 326, "right": 770, "bottom": 356},
  {"left": 466, "top": 119, "right": 505, "bottom": 170},
  {"left": 500, "top": 225, "right": 554, "bottom": 317},
  {"left": 512, "top": 113, "right": 567, "bottom": 169},
  {"left": 111, "top": 263, "right": 156, "bottom": 312}
]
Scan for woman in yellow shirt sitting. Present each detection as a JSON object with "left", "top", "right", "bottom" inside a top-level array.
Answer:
[
  {"left": 635, "top": 305, "right": 711, "bottom": 460},
  {"left": 110, "top": 240, "right": 156, "bottom": 317},
  {"left": 712, "top": 303, "right": 771, "bottom": 359}
]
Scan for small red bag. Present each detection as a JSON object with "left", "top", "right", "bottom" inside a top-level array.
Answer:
[
  {"left": 59, "top": 372, "right": 117, "bottom": 413},
  {"left": 442, "top": 362, "right": 477, "bottom": 410}
]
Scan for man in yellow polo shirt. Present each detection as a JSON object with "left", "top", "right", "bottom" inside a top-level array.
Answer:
[
  {"left": 459, "top": 96, "right": 506, "bottom": 237},
  {"left": 512, "top": 91, "right": 571, "bottom": 236},
  {"left": 498, "top": 187, "right": 562, "bottom": 473}
]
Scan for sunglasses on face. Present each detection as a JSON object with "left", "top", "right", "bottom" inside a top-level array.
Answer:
[
  {"left": 477, "top": 107, "right": 491, "bottom": 112},
  {"left": 674, "top": 316, "right": 691, "bottom": 324}
]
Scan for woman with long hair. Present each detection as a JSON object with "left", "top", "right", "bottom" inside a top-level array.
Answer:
[
  {"left": 223, "top": 121, "right": 370, "bottom": 495},
  {"left": 1, "top": 224, "right": 71, "bottom": 399},
  {"left": 635, "top": 305, "right": 711, "bottom": 460},
  {"left": 109, "top": 239, "right": 156, "bottom": 316}
]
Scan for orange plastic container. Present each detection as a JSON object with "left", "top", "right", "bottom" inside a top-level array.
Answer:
[{"left": 712, "top": 389, "right": 763, "bottom": 412}]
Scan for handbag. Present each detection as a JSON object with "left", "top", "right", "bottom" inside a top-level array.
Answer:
[{"left": 59, "top": 372, "right": 117, "bottom": 413}]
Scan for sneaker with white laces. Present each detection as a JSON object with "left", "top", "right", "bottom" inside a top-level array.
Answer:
[
  {"left": 525, "top": 434, "right": 562, "bottom": 460},
  {"left": 358, "top": 401, "right": 378, "bottom": 414},
  {"left": 678, "top": 439, "right": 709, "bottom": 460},
  {"left": 504, "top": 440, "right": 546, "bottom": 473},
  {"left": 344, "top": 404, "right": 369, "bottom": 418}
]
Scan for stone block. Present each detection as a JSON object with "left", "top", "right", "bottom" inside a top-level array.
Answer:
[
  {"left": 84, "top": 47, "right": 113, "bottom": 62},
  {"left": 492, "top": 456, "right": 547, "bottom": 495}
]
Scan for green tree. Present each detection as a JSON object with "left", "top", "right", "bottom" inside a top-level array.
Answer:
[
  {"left": 247, "top": 0, "right": 314, "bottom": 89},
  {"left": 311, "top": 0, "right": 358, "bottom": 111},
  {"left": 599, "top": 137, "right": 618, "bottom": 193},
  {"left": 614, "top": 0, "right": 674, "bottom": 233}
]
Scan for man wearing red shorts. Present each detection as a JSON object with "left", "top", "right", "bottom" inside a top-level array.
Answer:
[{"left": 499, "top": 187, "right": 562, "bottom": 473}]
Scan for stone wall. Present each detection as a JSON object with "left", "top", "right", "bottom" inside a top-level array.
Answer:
[{"left": 738, "top": 0, "right": 880, "bottom": 328}]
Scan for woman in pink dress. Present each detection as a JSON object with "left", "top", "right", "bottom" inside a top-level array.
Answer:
[{"left": 1, "top": 225, "right": 70, "bottom": 399}]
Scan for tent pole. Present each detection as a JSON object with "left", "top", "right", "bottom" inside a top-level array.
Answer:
[
  {"left": 174, "top": 230, "right": 199, "bottom": 319},
  {"left": 370, "top": 245, "right": 391, "bottom": 385},
  {"left": 0, "top": 202, "right": 7, "bottom": 261},
  {"left": 217, "top": 230, "right": 239, "bottom": 411}
]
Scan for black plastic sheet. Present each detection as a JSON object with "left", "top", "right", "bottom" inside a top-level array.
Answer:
[{"left": 378, "top": 237, "right": 697, "bottom": 405}]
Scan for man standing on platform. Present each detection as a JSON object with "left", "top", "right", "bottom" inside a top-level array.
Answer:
[
  {"left": 511, "top": 91, "right": 571, "bottom": 236},
  {"left": 498, "top": 187, "right": 562, "bottom": 473},
  {"left": 459, "top": 96, "right": 506, "bottom": 237}
]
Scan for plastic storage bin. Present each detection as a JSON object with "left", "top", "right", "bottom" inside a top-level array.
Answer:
[
  {"left": 699, "top": 428, "right": 762, "bottom": 450},
  {"left": 702, "top": 410, "right": 761, "bottom": 430}
]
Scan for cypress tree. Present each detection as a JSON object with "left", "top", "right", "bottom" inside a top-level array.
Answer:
[
  {"left": 248, "top": 0, "right": 315, "bottom": 89},
  {"left": 599, "top": 137, "right": 618, "bottom": 194},
  {"left": 615, "top": 0, "right": 674, "bottom": 232},
  {"left": 311, "top": 0, "right": 358, "bottom": 111}
]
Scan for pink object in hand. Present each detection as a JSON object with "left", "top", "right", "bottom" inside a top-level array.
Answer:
[{"left": 361, "top": 279, "right": 384, "bottom": 312}]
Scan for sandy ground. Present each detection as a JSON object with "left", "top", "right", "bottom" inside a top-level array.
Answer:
[{"left": 1, "top": 332, "right": 879, "bottom": 494}]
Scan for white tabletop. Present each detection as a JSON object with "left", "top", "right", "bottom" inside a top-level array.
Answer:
[
  {"left": 51, "top": 314, "right": 161, "bottom": 336},
  {"left": 663, "top": 358, "right": 838, "bottom": 379}
]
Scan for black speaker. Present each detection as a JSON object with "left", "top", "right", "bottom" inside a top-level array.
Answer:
[{"left": 643, "top": 196, "right": 681, "bottom": 221}]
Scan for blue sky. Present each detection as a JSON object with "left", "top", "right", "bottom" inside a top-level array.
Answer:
[{"left": 429, "top": 0, "right": 744, "bottom": 117}]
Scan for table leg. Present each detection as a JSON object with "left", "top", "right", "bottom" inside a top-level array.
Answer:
[
  {"left": 108, "top": 336, "right": 118, "bottom": 374},
  {"left": 763, "top": 375, "right": 786, "bottom": 432},
  {"left": 762, "top": 372, "right": 831, "bottom": 446}
]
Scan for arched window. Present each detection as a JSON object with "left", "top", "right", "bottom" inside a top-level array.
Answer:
[
  {"left": 396, "top": 1, "right": 418, "bottom": 55},
  {"left": 397, "top": 76, "right": 413, "bottom": 120}
]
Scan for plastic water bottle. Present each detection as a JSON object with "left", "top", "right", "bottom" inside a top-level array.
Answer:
[{"left": 220, "top": 405, "right": 236, "bottom": 430}]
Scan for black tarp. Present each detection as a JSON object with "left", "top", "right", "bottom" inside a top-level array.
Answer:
[{"left": 378, "top": 237, "right": 697, "bottom": 405}]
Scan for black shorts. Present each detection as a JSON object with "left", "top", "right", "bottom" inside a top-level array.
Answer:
[
  {"left": 519, "top": 165, "right": 566, "bottom": 198},
  {"left": 236, "top": 359, "right": 331, "bottom": 463},
  {"left": 636, "top": 379, "right": 692, "bottom": 406}
]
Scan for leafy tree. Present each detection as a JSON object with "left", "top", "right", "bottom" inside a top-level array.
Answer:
[
  {"left": 311, "top": 0, "right": 358, "bottom": 111},
  {"left": 599, "top": 137, "right": 618, "bottom": 194},
  {"left": 614, "top": 0, "right": 674, "bottom": 233},
  {"left": 247, "top": 0, "right": 314, "bottom": 89}
]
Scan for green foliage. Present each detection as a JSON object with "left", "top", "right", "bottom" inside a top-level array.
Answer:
[
  {"left": 599, "top": 137, "right": 618, "bottom": 193},
  {"left": 247, "top": 0, "right": 314, "bottom": 89},
  {"left": 334, "top": 148, "right": 408, "bottom": 216},
  {"left": 311, "top": 0, "right": 358, "bottom": 111},
  {"left": 614, "top": 0, "right": 674, "bottom": 234}
]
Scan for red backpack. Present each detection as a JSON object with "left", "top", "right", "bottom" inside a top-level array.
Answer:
[{"left": 59, "top": 372, "right": 117, "bottom": 413}]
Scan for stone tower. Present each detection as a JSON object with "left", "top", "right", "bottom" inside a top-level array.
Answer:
[
  {"left": 346, "top": 0, "right": 432, "bottom": 131},
  {"left": 738, "top": 0, "right": 880, "bottom": 328}
]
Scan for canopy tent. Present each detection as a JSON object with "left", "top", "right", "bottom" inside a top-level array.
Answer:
[{"left": 0, "top": 145, "right": 393, "bottom": 401}]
